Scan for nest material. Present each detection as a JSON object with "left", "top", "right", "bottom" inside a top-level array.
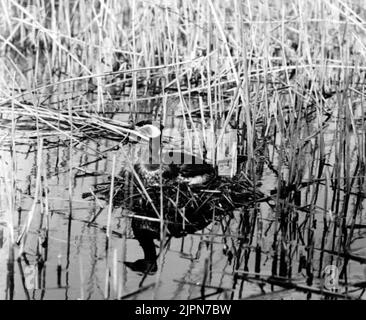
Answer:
[{"left": 85, "top": 168, "right": 265, "bottom": 239}]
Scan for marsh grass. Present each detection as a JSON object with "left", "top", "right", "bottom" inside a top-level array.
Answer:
[{"left": 1, "top": 0, "right": 366, "bottom": 300}]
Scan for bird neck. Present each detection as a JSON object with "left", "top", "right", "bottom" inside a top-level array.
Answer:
[{"left": 144, "top": 136, "right": 161, "bottom": 165}]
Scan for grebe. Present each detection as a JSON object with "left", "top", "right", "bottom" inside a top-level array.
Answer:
[{"left": 124, "top": 120, "right": 218, "bottom": 274}]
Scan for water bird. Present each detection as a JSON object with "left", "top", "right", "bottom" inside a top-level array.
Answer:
[
  {"left": 131, "top": 119, "right": 216, "bottom": 184},
  {"left": 124, "top": 119, "right": 217, "bottom": 273}
]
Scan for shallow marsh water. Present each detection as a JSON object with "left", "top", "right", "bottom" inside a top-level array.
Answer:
[{"left": 1, "top": 107, "right": 366, "bottom": 300}]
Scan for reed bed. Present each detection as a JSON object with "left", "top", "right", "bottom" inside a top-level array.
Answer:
[{"left": 1, "top": 0, "right": 366, "bottom": 300}]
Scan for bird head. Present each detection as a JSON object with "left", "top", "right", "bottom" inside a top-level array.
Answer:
[
  {"left": 134, "top": 120, "right": 164, "bottom": 166},
  {"left": 136, "top": 124, "right": 161, "bottom": 140},
  {"left": 135, "top": 120, "right": 163, "bottom": 140}
]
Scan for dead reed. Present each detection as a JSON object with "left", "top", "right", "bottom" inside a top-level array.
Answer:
[{"left": 1, "top": 0, "right": 366, "bottom": 300}]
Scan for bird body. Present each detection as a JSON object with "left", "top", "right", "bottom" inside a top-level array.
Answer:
[{"left": 134, "top": 149, "right": 215, "bottom": 187}]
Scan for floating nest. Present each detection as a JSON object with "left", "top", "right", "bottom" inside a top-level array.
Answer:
[{"left": 84, "top": 168, "right": 267, "bottom": 239}]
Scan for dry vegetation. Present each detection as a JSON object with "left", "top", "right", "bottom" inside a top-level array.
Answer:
[{"left": 1, "top": 0, "right": 366, "bottom": 300}]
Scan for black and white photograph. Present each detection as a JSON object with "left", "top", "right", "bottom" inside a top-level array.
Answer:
[{"left": 0, "top": 0, "right": 366, "bottom": 305}]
